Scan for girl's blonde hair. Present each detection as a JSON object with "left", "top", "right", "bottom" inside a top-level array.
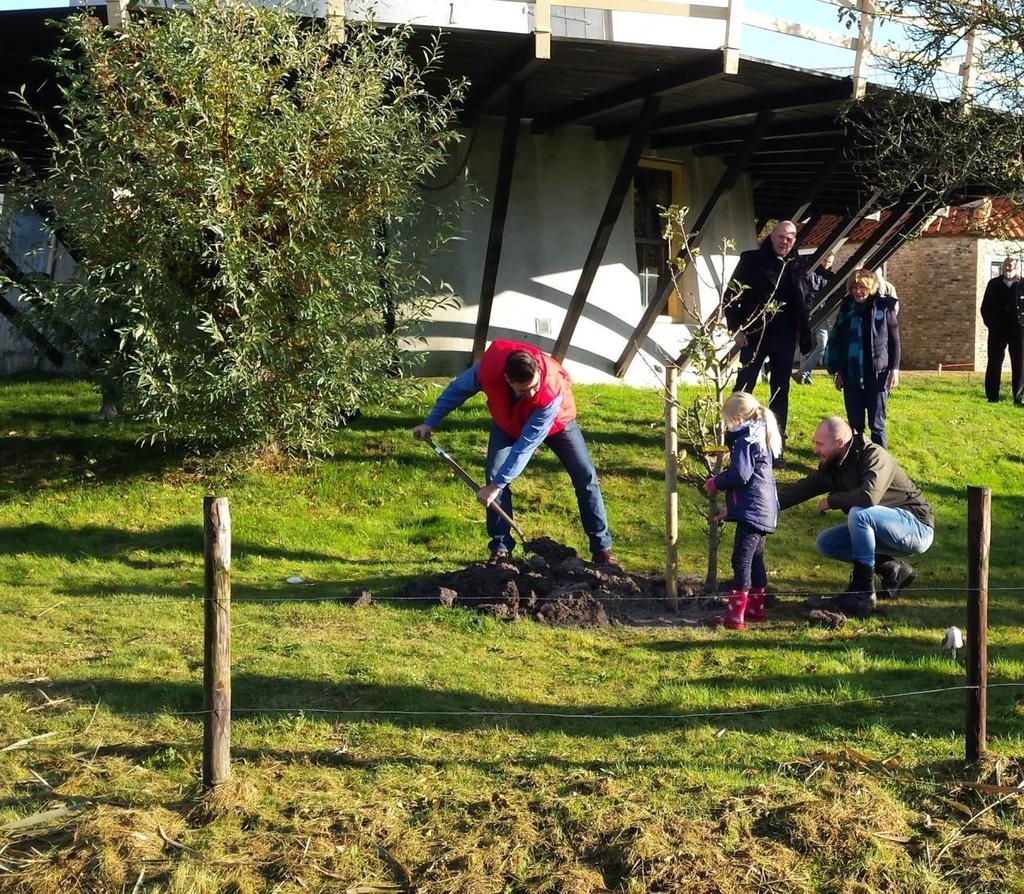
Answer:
[{"left": 722, "top": 391, "right": 783, "bottom": 458}]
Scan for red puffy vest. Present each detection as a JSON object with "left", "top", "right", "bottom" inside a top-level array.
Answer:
[{"left": 477, "top": 340, "right": 577, "bottom": 439}]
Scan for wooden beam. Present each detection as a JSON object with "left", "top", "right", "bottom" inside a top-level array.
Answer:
[
  {"left": 651, "top": 117, "right": 842, "bottom": 150},
  {"left": 534, "top": 0, "right": 551, "bottom": 59},
  {"left": 723, "top": 0, "right": 744, "bottom": 74},
  {"left": 105, "top": 0, "right": 128, "bottom": 29},
  {"left": 597, "top": 80, "right": 853, "bottom": 139},
  {"left": 686, "top": 111, "right": 775, "bottom": 246},
  {"left": 809, "top": 195, "right": 924, "bottom": 327},
  {"left": 613, "top": 111, "right": 775, "bottom": 378},
  {"left": 461, "top": 38, "right": 545, "bottom": 126},
  {"left": 0, "top": 294, "right": 63, "bottom": 368},
  {"left": 531, "top": 53, "right": 723, "bottom": 134},
  {"left": 851, "top": 0, "right": 875, "bottom": 99},
  {"left": 694, "top": 135, "right": 842, "bottom": 158},
  {"left": 806, "top": 189, "right": 881, "bottom": 270},
  {"left": 472, "top": 87, "right": 523, "bottom": 363},
  {"left": 794, "top": 209, "right": 825, "bottom": 248},
  {"left": 552, "top": 96, "right": 661, "bottom": 362}
]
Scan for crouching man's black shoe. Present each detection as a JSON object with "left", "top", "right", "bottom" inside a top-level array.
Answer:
[{"left": 875, "top": 555, "right": 916, "bottom": 600}]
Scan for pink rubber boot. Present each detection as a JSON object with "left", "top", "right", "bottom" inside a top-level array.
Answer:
[
  {"left": 713, "top": 590, "right": 748, "bottom": 630},
  {"left": 746, "top": 587, "right": 767, "bottom": 622}
]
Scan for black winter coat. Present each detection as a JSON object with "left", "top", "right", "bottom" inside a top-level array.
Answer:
[
  {"left": 980, "top": 276, "right": 1024, "bottom": 331},
  {"left": 724, "top": 240, "right": 812, "bottom": 350},
  {"left": 825, "top": 293, "right": 901, "bottom": 379}
]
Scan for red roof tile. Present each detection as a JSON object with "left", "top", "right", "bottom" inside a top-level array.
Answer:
[{"left": 798, "top": 197, "right": 1024, "bottom": 247}]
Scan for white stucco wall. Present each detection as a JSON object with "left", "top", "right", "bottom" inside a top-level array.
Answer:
[{"left": 408, "top": 119, "right": 756, "bottom": 386}]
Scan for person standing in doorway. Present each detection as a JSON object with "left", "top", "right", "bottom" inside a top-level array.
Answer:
[{"left": 980, "top": 257, "right": 1024, "bottom": 405}]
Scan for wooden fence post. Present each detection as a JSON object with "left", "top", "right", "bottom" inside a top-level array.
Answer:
[
  {"left": 203, "top": 496, "right": 232, "bottom": 789},
  {"left": 966, "top": 485, "right": 990, "bottom": 764},
  {"left": 665, "top": 365, "right": 679, "bottom": 610}
]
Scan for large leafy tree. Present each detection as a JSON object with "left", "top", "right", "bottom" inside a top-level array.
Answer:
[
  {"left": 840, "top": 1, "right": 1024, "bottom": 216},
  {"left": 6, "top": 0, "right": 463, "bottom": 454}
]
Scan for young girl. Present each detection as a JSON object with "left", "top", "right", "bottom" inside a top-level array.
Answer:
[{"left": 703, "top": 392, "right": 782, "bottom": 630}]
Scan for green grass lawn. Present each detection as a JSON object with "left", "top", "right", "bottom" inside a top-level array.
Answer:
[{"left": 1, "top": 372, "right": 1022, "bottom": 893}]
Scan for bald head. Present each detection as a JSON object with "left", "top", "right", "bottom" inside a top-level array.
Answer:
[
  {"left": 771, "top": 220, "right": 797, "bottom": 257},
  {"left": 813, "top": 416, "right": 853, "bottom": 464}
]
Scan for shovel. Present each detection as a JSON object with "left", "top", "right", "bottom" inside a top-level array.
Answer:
[{"left": 424, "top": 436, "right": 528, "bottom": 544}]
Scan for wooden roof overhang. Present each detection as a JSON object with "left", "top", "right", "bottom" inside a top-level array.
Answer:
[{"left": 0, "top": 11, "right": 993, "bottom": 376}]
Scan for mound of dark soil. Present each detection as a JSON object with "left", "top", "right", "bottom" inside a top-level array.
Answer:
[{"left": 395, "top": 538, "right": 711, "bottom": 627}]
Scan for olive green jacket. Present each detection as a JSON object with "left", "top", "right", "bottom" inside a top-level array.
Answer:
[{"left": 778, "top": 434, "right": 934, "bottom": 528}]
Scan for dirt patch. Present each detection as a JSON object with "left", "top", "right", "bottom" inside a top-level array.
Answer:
[{"left": 395, "top": 537, "right": 715, "bottom": 627}]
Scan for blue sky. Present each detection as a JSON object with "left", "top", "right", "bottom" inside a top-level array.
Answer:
[{"left": 0, "top": 0, "right": 924, "bottom": 81}]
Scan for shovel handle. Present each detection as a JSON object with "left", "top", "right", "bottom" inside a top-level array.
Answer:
[{"left": 424, "top": 436, "right": 528, "bottom": 542}]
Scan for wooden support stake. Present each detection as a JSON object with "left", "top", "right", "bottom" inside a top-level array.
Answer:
[
  {"left": 966, "top": 485, "right": 990, "bottom": 764},
  {"left": 203, "top": 496, "right": 231, "bottom": 789},
  {"left": 552, "top": 95, "right": 661, "bottom": 361},
  {"left": 664, "top": 366, "right": 679, "bottom": 610},
  {"left": 472, "top": 86, "right": 523, "bottom": 362}
]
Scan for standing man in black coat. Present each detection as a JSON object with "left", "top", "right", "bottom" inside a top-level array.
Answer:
[
  {"left": 725, "top": 220, "right": 813, "bottom": 466},
  {"left": 980, "top": 257, "right": 1024, "bottom": 405}
]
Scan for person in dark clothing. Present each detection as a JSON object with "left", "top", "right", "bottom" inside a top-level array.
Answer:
[
  {"left": 778, "top": 417, "right": 934, "bottom": 617},
  {"left": 703, "top": 392, "right": 782, "bottom": 630},
  {"left": 980, "top": 257, "right": 1024, "bottom": 405},
  {"left": 794, "top": 252, "right": 836, "bottom": 384},
  {"left": 725, "top": 220, "right": 812, "bottom": 466},
  {"left": 823, "top": 268, "right": 901, "bottom": 448}
]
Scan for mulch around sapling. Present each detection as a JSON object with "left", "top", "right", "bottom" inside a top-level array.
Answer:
[{"left": 392, "top": 537, "right": 722, "bottom": 627}]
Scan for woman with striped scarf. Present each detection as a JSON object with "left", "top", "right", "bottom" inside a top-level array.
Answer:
[{"left": 823, "top": 268, "right": 902, "bottom": 449}]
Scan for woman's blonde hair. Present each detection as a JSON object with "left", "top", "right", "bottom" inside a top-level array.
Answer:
[
  {"left": 721, "top": 391, "right": 783, "bottom": 458},
  {"left": 847, "top": 267, "right": 877, "bottom": 293}
]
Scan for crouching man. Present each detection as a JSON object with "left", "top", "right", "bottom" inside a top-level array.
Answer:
[{"left": 778, "top": 416, "right": 933, "bottom": 616}]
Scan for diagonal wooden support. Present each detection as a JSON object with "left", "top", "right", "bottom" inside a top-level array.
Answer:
[
  {"left": 809, "top": 194, "right": 926, "bottom": 327},
  {"left": 551, "top": 96, "right": 662, "bottom": 362},
  {"left": 0, "top": 294, "right": 63, "bottom": 368},
  {"left": 472, "top": 87, "right": 523, "bottom": 363},
  {"left": 794, "top": 209, "right": 825, "bottom": 249},
  {"left": 807, "top": 189, "right": 882, "bottom": 271},
  {"left": 461, "top": 37, "right": 545, "bottom": 127},
  {"left": 531, "top": 53, "right": 723, "bottom": 135},
  {"left": 785, "top": 143, "right": 847, "bottom": 222},
  {"left": 597, "top": 80, "right": 853, "bottom": 140},
  {"left": 613, "top": 111, "right": 775, "bottom": 378}
]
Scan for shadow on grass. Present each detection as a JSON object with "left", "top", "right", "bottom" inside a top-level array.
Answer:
[
  {"left": 0, "top": 523, "right": 343, "bottom": 564},
  {"left": 9, "top": 672, "right": 1022, "bottom": 740}
]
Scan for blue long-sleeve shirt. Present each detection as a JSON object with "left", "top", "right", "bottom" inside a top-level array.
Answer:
[{"left": 423, "top": 364, "right": 561, "bottom": 488}]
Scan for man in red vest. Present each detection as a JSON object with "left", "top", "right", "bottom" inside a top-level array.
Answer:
[{"left": 413, "top": 340, "right": 616, "bottom": 565}]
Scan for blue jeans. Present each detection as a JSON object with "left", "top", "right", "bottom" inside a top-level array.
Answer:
[
  {"left": 816, "top": 505, "right": 934, "bottom": 567},
  {"left": 797, "top": 325, "right": 829, "bottom": 379},
  {"left": 485, "top": 420, "right": 612, "bottom": 554}
]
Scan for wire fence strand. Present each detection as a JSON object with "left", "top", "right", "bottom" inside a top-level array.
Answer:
[{"left": 84, "top": 681, "right": 1024, "bottom": 724}]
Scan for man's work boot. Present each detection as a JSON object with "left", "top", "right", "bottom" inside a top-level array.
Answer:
[
  {"left": 712, "top": 590, "right": 748, "bottom": 630},
  {"left": 591, "top": 548, "right": 622, "bottom": 570},
  {"left": 746, "top": 587, "right": 767, "bottom": 622},
  {"left": 831, "top": 562, "right": 877, "bottom": 618},
  {"left": 875, "top": 554, "right": 916, "bottom": 600},
  {"left": 488, "top": 549, "right": 511, "bottom": 564}
]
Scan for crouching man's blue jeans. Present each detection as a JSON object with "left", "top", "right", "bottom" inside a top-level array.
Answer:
[
  {"left": 815, "top": 505, "right": 934, "bottom": 567},
  {"left": 485, "top": 420, "right": 612, "bottom": 555}
]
